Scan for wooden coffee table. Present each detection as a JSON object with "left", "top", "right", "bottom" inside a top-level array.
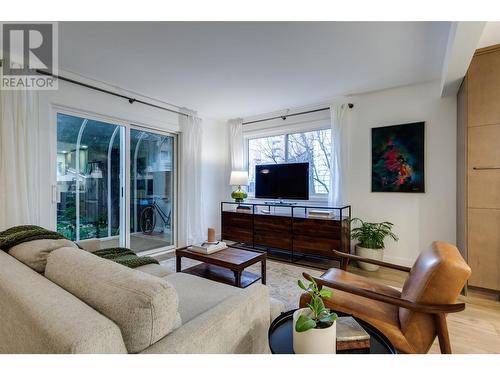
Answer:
[{"left": 176, "top": 245, "right": 266, "bottom": 288}]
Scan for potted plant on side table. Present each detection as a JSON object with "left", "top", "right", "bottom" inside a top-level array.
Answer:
[
  {"left": 350, "top": 218, "right": 399, "bottom": 271},
  {"left": 293, "top": 276, "right": 338, "bottom": 354}
]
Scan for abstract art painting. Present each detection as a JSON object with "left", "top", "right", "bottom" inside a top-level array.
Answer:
[{"left": 371, "top": 122, "right": 425, "bottom": 193}]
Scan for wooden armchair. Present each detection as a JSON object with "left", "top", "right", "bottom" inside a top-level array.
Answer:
[{"left": 299, "top": 241, "right": 471, "bottom": 354}]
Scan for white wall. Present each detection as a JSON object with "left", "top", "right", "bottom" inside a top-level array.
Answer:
[
  {"left": 35, "top": 74, "right": 456, "bottom": 264},
  {"left": 200, "top": 117, "right": 228, "bottom": 237},
  {"left": 348, "top": 81, "right": 457, "bottom": 266},
  {"left": 238, "top": 80, "right": 457, "bottom": 266}
]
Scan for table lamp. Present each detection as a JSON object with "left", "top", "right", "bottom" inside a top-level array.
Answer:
[{"left": 230, "top": 171, "right": 248, "bottom": 204}]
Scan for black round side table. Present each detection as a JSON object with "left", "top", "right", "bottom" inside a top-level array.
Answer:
[{"left": 269, "top": 309, "right": 397, "bottom": 354}]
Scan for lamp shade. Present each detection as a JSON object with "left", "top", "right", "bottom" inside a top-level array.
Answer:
[{"left": 229, "top": 171, "right": 248, "bottom": 186}]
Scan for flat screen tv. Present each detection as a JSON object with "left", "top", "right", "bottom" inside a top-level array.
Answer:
[{"left": 255, "top": 162, "right": 309, "bottom": 200}]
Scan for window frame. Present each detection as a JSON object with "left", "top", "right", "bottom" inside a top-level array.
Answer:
[
  {"left": 243, "top": 120, "right": 332, "bottom": 202},
  {"left": 52, "top": 105, "right": 178, "bottom": 255}
]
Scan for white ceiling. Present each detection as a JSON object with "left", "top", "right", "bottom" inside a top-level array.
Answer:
[
  {"left": 59, "top": 22, "right": 452, "bottom": 120},
  {"left": 478, "top": 22, "right": 500, "bottom": 49}
]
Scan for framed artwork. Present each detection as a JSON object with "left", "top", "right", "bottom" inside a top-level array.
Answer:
[{"left": 371, "top": 121, "right": 425, "bottom": 193}]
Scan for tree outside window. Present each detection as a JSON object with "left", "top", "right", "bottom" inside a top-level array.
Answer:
[{"left": 248, "top": 129, "right": 331, "bottom": 197}]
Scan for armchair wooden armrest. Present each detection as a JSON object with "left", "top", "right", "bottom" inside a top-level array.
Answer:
[
  {"left": 333, "top": 249, "right": 412, "bottom": 273},
  {"left": 303, "top": 272, "right": 465, "bottom": 314}
]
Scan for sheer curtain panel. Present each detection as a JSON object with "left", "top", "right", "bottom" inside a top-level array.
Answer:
[{"left": 0, "top": 89, "right": 40, "bottom": 230}]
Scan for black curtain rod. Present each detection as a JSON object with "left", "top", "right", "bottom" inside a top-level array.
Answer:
[
  {"left": 35, "top": 69, "right": 189, "bottom": 117},
  {"left": 242, "top": 103, "right": 354, "bottom": 126}
]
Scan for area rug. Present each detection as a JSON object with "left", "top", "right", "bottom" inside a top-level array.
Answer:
[{"left": 160, "top": 257, "right": 323, "bottom": 311}]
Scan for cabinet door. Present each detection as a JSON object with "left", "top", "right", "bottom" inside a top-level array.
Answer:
[
  {"left": 468, "top": 49, "right": 500, "bottom": 127},
  {"left": 221, "top": 212, "right": 253, "bottom": 244},
  {"left": 468, "top": 208, "right": 500, "bottom": 290},
  {"left": 254, "top": 215, "right": 292, "bottom": 250},
  {"left": 467, "top": 124, "right": 500, "bottom": 209}
]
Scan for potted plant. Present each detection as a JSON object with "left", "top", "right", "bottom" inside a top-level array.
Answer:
[
  {"left": 293, "top": 276, "right": 338, "bottom": 354},
  {"left": 350, "top": 218, "right": 398, "bottom": 271}
]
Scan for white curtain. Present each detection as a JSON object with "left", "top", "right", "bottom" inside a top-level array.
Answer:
[
  {"left": 228, "top": 118, "right": 244, "bottom": 171},
  {"left": 178, "top": 112, "right": 206, "bottom": 246},
  {"left": 329, "top": 103, "right": 350, "bottom": 207},
  {"left": 0, "top": 89, "right": 40, "bottom": 230}
]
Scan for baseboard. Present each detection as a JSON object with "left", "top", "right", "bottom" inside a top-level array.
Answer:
[{"left": 142, "top": 247, "right": 175, "bottom": 258}]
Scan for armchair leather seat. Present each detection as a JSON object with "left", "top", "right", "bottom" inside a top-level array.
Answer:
[
  {"left": 321, "top": 268, "right": 402, "bottom": 297},
  {"left": 300, "top": 241, "right": 471, "bottom": 354},
  {"left": 300, "top": 269, "right": 414, "bottom": 353}
]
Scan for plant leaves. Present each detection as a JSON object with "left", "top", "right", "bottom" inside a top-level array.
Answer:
[
  {"left": 319, "top": 289, "right": 333, "bottom": 298},
  {"left": 295, "top": 314, "right": 317, "bottom": 332},
  {"left": 319, "top": 312, "right": 338, "bottom": 323},
  {"left": 297, "top": 279, "right": 307, "bottom": 291},
  {"left": 309, "top": 296, "right": 326, "bottom": 317},
  {"left": 350, "top": 217, "right": 398, "bottom": 248}
]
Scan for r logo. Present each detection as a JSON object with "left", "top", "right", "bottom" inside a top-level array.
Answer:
[
  {"left": 2, "top": 23, "right": 53, "bottom": 74},
  {"left": 1, "top": 22, "right": 58, "bottom": 89}
]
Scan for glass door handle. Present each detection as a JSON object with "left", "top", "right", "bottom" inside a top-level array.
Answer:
[{"left": 52, "top": 184, "right": 60, "bottom": 204}]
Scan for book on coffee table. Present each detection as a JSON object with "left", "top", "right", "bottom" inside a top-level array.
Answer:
[
  {"left": 189, "top": 241, "right": 228, "bottom": 254},
  {"left": 336, "top": 316, "right": 371, "bottom": 351}
]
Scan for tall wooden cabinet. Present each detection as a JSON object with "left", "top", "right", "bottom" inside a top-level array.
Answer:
[{"left": 457, "top": 44, "right": 500, "bottom": 293}]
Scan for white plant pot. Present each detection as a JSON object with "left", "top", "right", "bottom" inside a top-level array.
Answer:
[
  {"left": 355, "top": 245, "right": 383, "bottom": 271},
  {"left": 292, "top": 308, "right": 336, "bottom": 354}
]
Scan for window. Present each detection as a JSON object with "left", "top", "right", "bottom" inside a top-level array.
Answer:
[{"left": 247, "top": 128, "right": 331, "bottom": 198}]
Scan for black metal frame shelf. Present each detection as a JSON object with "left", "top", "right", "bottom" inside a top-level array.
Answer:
[{"left": 221, "top": 201, "right": 351, "bottom": 267}]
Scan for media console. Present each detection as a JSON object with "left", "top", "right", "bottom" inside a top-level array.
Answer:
[{"left": 221, "top": 202, "right": 351, "bottom": 265}]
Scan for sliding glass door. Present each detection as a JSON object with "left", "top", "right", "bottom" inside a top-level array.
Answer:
[
  {"left": 130, "top": 128, "right": 175, "bottom": 252},
  {"left": 56, "top": 113, "right": 125, "bottom": 245},
  {"left": 56, "top": 112, "right": 176, "bottom": 253}
]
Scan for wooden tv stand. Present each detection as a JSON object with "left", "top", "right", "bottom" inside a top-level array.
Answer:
[{"left": 221, "top": 202, "right": 351, "bottom": 264}]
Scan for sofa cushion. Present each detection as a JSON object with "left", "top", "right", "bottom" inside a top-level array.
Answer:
[
  {"left": 0, "top": 251, "right": 127, "bottom": 354},
  {"left": 8, "top": 239, "right": 78, "bottom": 272},
  {"left": 164, "top": 272, "right": 240, "bottom": 324},
  {"left": 76, "top": 238, "right": 101, "bottom": 253},
  {"left": 136, "top": 263, "right": 173, "bottom": 278},
  {"left": 45, "top": 247, "right": 180, "bottom": 353},
  {"left": 142, "top": 278, "right": 271, "bottom": 354}
]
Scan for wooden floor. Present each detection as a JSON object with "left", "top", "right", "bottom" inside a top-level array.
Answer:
[{"left": 349, "top": 265, "right": 500, "bottom": 354}]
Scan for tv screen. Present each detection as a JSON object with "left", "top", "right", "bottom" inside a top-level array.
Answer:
[{"left": 255, "top": 162, "right": 309, "bottom": 200}]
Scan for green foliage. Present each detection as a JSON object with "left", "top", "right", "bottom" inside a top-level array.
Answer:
[
  {"left": 350, "top": 218, "right": 398, "bottom": 250},
  {"left": 295, "top": 277, "right": 337, "bottom": 332}
]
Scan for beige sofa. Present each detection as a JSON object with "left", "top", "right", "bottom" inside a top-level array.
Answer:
[{"left": 0, "top": 239, "right": 283, "bottom": 354}]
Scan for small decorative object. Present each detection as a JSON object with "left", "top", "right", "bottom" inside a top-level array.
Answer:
[
  {"left": 207, "top": 227, "right": 216, "bottom": 243},
  {"left": 308, "top": 209, "right": 333, "bottom": 219},
  {"left": 229, "top": 171, "right": 249, "bottom": 204},
  {"left": 350, "top": 218, "right": 398, "bottom": 271},
  {"left": 336, "top": 316, "right": 370, "bottom": 351},
  {"left": 372, "top": 122, "right": 425, "bottom": 193},
  {"left": 293, "top": 276, "right": 338, "bottom": 354},
  {"left": 235, "top": 205, "right": 251, "bottom": 213}
]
